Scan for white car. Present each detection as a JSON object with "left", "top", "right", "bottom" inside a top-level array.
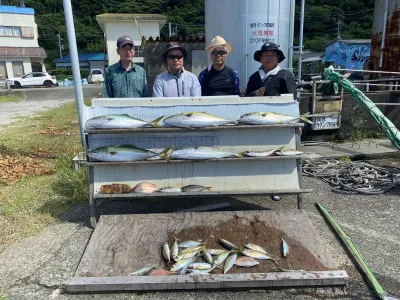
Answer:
[
  {"left": 7, "top": 72, "right": 58, "bottom": 88},
  {"left": 87, "top": 69, "right": 104, "bottom": 84}
]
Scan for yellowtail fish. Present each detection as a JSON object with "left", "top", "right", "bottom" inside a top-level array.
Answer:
[
  {"left": 234, "top": 256, "right": 260, "bottom": 267},
  {"left": 241, "top": 248, "right": 273, "bottom": 260},
  {"left": 207, "top": 249, "right": 228, "bottom": 256},
  {"left": 170, "top": 257, "right": 196, "bottom": 272},
  {"left": 85, "top": 114, "right": 163, "bottom": 129},
  {"left": 224, "top": 253, "right": 237, "bottom": 274},
  {"left": 281, "top": 238, "right": 289, "bottom": 257},
  {"left": 163, "top": 112, "right": 236, "bottom": 128},
  {"left": 202, "top": 250, "right": 213, "bottom": 264},
  {"left": 275, "top": 149, "right": 304, "bottom": 156},
  {"left": 129, "top": 266, "right": 154, "bottom": 276},
  {"left": 171, "top": 238, "right": 179, "bottom": 261},
  {"left": 87, "top": 145, "right": 163, "bottom": 162},
  {"left": 239, "top": 112, "right": 312, "bottom": 125},
  {"left": 178, "top": 240, "right": 203, "bottom": 248},
  {"left": 188, "top": 262, "right": 212, "bottom": 270},
  {"left": 163, "top": 146, "right": 237, "bottom": 160},
  {"left": 149, "top": 268, "right": 176, "bottom": 276},
  {"left": 181, "top": 185, "right": 212, "bottom": 192},
  {"left": 244, "top": 243, "right": 270, "bottom": 255},
  {"left": 213, "top": 251, "right": 231, "bottom": 266}
]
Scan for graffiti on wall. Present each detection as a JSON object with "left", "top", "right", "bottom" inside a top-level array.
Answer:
[{"left": 325, "top": 42, "right": 370, "bottom": 69}]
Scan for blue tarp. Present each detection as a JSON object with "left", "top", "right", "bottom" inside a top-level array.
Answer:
[{"left": 325, "top": 41, "right": 370, "bottom": 70}]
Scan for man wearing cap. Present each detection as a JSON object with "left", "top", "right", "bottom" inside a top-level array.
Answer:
[
  {"left": 103, "top": 35, "right": 148, "bottom": 98},
  {"left": 153, "top": 42, "right": 201, "bottom": 97},
  {"left": 246, "top": 42, "right": 297, "bottom": 99},
  {"left": 198, "top": 36, "right": 240, "bottom": 96}
]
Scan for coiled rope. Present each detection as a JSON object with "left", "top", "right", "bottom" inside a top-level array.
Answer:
[{"left": 302, "top": 159, "right": 400, "bottom": 194}]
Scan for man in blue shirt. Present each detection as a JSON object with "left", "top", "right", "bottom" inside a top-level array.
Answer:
[
  {"left": 153, "top": 42, "right": 201, "bottom": 97},
  {"left": 103, "top": 35, "right": 148, "bottom": 98}
]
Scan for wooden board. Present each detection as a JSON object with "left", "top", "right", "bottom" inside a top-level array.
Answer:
[{"left": 68, "top": 210, "right": 346, "bottom": 292}]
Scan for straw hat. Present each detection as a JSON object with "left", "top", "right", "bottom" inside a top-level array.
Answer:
[{"left": 205, "top": 36, "right": 233, "bottom": 54}]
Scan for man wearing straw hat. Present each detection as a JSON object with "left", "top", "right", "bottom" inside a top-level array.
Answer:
[
  {"left": 153, "top": 42, "right": 201, "bottom": 97},
  {"left": 246, "top": 42, "right": 297, "bottom": 99},
  {"left": 198, "top": 36, "right": 240, "bottom": 96}
]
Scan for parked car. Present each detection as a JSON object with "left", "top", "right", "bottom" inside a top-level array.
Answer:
[
  {"left": 7, "top": 72, "right": 58, "bottom": 88},
  {"left": 87, "top": 69, "right": 104, "bottom": 84}
]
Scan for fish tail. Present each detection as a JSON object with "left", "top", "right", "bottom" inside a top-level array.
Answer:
[
  {"left": 299, "top": 112, "right": 313, "bottom": 124},
  {"left": 205, "top": 187, "right": 212, "bottom": 191},
  {"left": 160, "top": 146, "right": 174, "bottom": 162},
  {"left": 237, "top": 152, "right": 245, "bottom": 157},
  {"left": 150, "top": 116, "right": 164, "bottom": 127}
]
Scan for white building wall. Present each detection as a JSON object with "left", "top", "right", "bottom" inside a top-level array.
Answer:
[
  {"left": 2, "top": 57, "right": 32, "bottom": 78},
  {"left": 0, "top": 13, "right": 38, "bottom": 47},
  {"left": 105, "top": 22, "right": 161, "bottom": 65}
]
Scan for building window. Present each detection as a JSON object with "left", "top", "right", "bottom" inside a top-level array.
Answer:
[
  {"left": 134, "top": 46, "right": 143, "bottom": 57},
  {"left": 0, "top": 26, "right": 22, "bottom": 37}
]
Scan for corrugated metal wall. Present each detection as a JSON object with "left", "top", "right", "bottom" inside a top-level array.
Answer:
[{"left": 371, "top": 0, "right": 400, "bottom": 71}]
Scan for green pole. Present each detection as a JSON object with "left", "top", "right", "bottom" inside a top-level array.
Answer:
[{"left": 316, "top": 202, "right": 389, "bottom": 300}]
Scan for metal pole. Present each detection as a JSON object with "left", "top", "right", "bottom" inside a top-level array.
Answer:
[
  {"left": 379, "top": 0, "right": 388, "bottom": 68},
  {"left": 288, "top": 0, "right": 295, "bottom": 72},
  {"left": 63, "top": 0, "right": 85, "bottom": 149},
  {"left": 297, "top": 0, "right": 305, "bottom": 83},
  {"left": 169, "top": 22, "right": 171, "bottom": 38}
]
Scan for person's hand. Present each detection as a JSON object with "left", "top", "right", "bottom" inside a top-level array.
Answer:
[
  {"left": 343, "top": 72, "right": 351, "bottom": 78},
  {"left": 255, "top": 86, "right": 265, "bottom": 96}
]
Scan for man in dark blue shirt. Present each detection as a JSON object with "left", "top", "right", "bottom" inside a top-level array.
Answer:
[{"left": 198, "top": 36, "right": 240, "bottom": 96}]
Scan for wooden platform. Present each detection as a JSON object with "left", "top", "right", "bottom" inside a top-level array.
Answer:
[{"left": 65, "top": 210, "right": 348, "bottom": 293}]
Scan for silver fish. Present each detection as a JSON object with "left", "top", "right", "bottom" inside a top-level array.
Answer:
[
  {"left": 162, "top": 242, "right": 170, "bottom": 262},
  {"left": 178, "top": 240, "right": 203, "bottom": 248},
  {"left": 157, "top": 186, "right": 182, "bottom": 193},
  {"left": 129, "top": 266, "right": 154, "bottom": 276},
  {"left": 241, "top": 248, "right": 273, "bottom": 260},
  {"left": 244, "top": 243, "right": 270, "bottom": 255},
  {"left": 275, "top": 149, "right": 304, "bottom": 156},
  {"left": 213, "top": 251, "right": 231, "bottom": 266},
  {"left": 170, "top": 257, "right": 196, "bottom": 272},
  {"left": 219, "top": 238, "right": 238, "bottom": 250},
  {"left": 242, "top": 148, "right": 281, "bottom": 157},
  {"left": 163, "top": 112, "right": 235, "bottom": 128},
  {"left": 179, "top": 245, "right": 204, "bottom": 255},
  {"left": 224, "top": 253, "right": 237, "bottom": 274},
  {"left": 171, "top": 239, "right": 179, "bottom": 261},
  {"left": 163, "top": 146, "right": 237, "bottom": 160},
  {"left": 87, "top": 145, "right": 162, "bottom": 162},
  {"left": 189, "top": 262, "right": 212, "bottom": 270},
  {"left": 239, "top": 112, "right": 312, "bottom": 125},
  {"left": 202, "top": 250, "right": 213, "bottom": 264},
  {"left": 181, "top": 185, "right": 212, "bottom": 192},
  {"left": 207, "top": 249, "right": 228, "bottom": 256},
  {"left": 281, "top": 238, "right": 289, "bottom": 257},
  {"left": 234, "top": 256, "right": 260, "bottom": 267},
  {"left": 85, "top": 114, "right": 163, "bottom": 129},
  {"left": 175, "top": 250, "right": 200, "bottom": 261}
]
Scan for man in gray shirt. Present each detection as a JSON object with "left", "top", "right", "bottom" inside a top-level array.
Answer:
[
  {"left": 153, "top": 42, "right": 201, "bottom": 97},
  {"left": 103, "top": 35, "right": 148, "bottom": 98}
]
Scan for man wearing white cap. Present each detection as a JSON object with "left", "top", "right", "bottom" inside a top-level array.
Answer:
[
  {"left": 198, "top": 36, "right": 240, "bottom": 96},
  {"left": 103, "top": 35, "right": 148, "bottom": 98}
]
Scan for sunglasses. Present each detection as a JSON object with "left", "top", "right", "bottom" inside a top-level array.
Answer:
[
  {"left": 211, "top": 51, "right": 227, "bottom": 56},
  {"left": 167, "top": 54, "right": 184, "bottom": 60}
]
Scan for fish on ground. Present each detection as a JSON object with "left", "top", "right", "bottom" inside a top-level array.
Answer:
[
  {"left": 162, "top": 242, "right": 171, "bottom": 262},
  {"left": 238, "top": 112, "right": 312, "bottom": 125},
  {"left": 87, "top": 144, "right": 163, "bottom": 162},
  {"left": 181, "top": 185, "right": 212, "bottom": 192},
  {"left": 244, "top": 243, "right": 271, "bottom": 255},
  {"left": 219, "top": 238, "right": 238, "bottom": 250},
  {"left": 129, "top": 266, "right": 155, "bottom": 276},
  {"left": 224, "top": 253, "right": 237, "bottom": 274},
  {"left": 163, "top": 112, "right": 236, "bottom": 128},
  {"left": 234, "top": 256, "right": 260, "bottom": 267},
  {"left": 281, "top": 238, "right": 289, "bottom": 257},
  {"left": 162, "top": 146, "right": 237, "bottom": 160},
  {"left": 86, "top": 114, "right": 163, "bottom": 129},
  {"left": 132, "top": 182, "right": 159, "bottom": 193}
]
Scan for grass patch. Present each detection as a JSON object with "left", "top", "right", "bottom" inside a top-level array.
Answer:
[
  {"left": 0, "top": 101, "right": 87, "bottom": 252},
  {"left": 0, "top": 94, "right": 20, "bottom": 103}
]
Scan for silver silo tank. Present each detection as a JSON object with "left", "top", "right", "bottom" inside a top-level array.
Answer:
[{"left": 205, "top": 0, "right": 295, "bottom": 92}]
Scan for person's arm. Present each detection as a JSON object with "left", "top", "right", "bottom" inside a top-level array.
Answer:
[
  {"left": 246, "top": 73, "right": 259, "bottom": 96},
  {"left": 232, "top": 68, "right": 240, "bottom": 96},
  {"left": 191, "top": 75, "right": 202, "bottom": 97},
  {"left": 152, "top": 76, "right": 164, "bottom": 97},
  {"left": 102, "top": 68, "right": 112, "bottom": 98},
  {"left": 198, "top": 69, "right": 206, "bottom": 96}
]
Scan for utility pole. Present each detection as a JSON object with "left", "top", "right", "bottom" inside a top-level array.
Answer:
[
  {"left": 336, "top": 17, "right": 342, "bottom": 40},
  {"left": 57, "top": 33, "right": 63, "bottom": 58},
  {"left": 169, "top": 22, "right": 172, "bottom": 37}
]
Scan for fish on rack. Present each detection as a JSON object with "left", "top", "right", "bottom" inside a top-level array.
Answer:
[
  {"left": 132, "top": 182, "right": 159, "bottom": 193},
  {"left": 242, "top": 148, "right": 282, "bottom": 157},
  {"left": 100, "top": 183, "right": 132, "bottom": 194},
  {"left": 238, "top": 112, "right": 313, "bottom": 125},
  {"left": 161, "top": 146, "right": 238, "bottom": 160},
  {"left": 163, "top": 112, "right": 236, "bottom": 128},
  {"left": 87, "top": 145, "right": 171, "bottom": 162},
  {"left": 85, "top": 114, "right": 164, "bottom": 129},
  {"left": 275, "top": 149, "right": 304, "bottom": 156}
]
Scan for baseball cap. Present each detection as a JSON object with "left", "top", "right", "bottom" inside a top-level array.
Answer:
[{"left": 117, "top": 36, "right": 134, "bottom": 48}]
